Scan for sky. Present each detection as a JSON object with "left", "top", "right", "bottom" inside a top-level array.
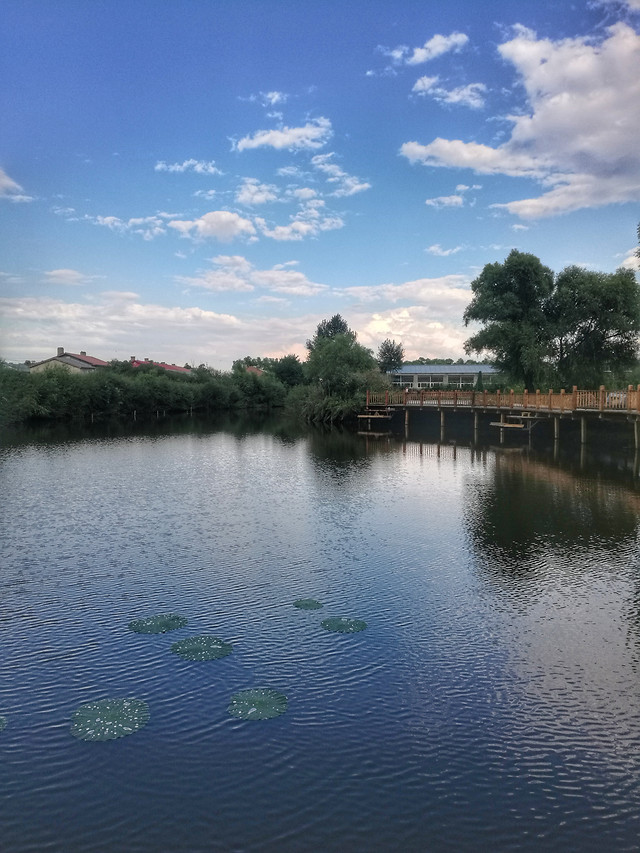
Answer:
[{"left": 1, "top": 0, "right": 639, "bottom": 369}]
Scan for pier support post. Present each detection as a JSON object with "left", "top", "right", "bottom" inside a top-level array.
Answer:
[
  {"left": 581, "top": 416, "right": 587, "bottom": 445},
  {"left": 554, "top": 416, "right": 560, "bottom": 441},
  {"left": 634, "top": 417, "right": 639, "bottom": 451}
]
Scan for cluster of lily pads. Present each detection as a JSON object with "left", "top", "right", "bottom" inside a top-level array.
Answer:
[{"left": 54, "top": 599, "right": 367, "bottom": 743}]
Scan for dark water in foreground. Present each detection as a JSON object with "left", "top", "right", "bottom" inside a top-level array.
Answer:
[{"left": 1, "top": 415, "right": 640, "bottom": 852}]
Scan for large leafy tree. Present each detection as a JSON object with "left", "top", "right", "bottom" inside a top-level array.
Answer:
[
  {"left": 306, "top": 314, "right": 355, "bottom": 351},
  {"left": 377, "top": 339, "right": 404, "bottom": 373},
  {"left": 463, "top": 250, "right": 555, "bottom": 388},
  {"left": 547, "top": 266, "right": 640, "bottom": 386},
  {"left": 304, "top": 333, "right": 376, "bottom": 396}
]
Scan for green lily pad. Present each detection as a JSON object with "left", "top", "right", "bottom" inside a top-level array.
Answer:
[
  {"left": 0, "top": 715, "right": 7, "bottom": 732},
  {"left": 171, "top": 635, "right": 233, "bottom": 661},
  {"left": 128, "top": 613, "right": 188, "bottom": 634},
  {"left": 321, "top": 617, "right": 367, "bottom": 634},
  {"left": 228, "top": 688, "right": 288, "bottom": 720},
  {"left": 70, "top": 698, "right": 150, "bottom": 742},
  {"left": 293, "top": 598, "right": 323, "bottom": 610}
]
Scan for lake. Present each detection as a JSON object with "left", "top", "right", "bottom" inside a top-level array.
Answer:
[{"left": 1, "top": 413, "right": 640, "bottom": 852}]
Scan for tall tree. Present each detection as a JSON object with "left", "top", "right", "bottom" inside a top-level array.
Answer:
[
  {"left": 304, "top": 333, "right": 376, "bottom": 396},
  {"left": 377, "top": 339, "right": 404, "bottom": 373},
  {"left": 463, "top": 250, "right": 554, "bottom": 388},
  {"left": 547, "top": 266, "right": 640, "bottom": 386},
  {"left": 306, "top": 314, "right": 355, "bottom": 351}
]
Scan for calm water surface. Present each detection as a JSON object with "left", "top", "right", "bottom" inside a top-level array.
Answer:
[{"left": 1, "top": 415, "right": 640, "bottom": 852}]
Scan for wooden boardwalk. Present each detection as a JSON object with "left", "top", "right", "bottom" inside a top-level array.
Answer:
[{"left": 362, "top": 385, "right": 640, "bottom": 447}]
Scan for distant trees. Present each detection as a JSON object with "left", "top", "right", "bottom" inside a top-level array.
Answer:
[
  {"left": 464, "top": 249, "right": 640, "bottom": 388},
  {"left": 376, "top": 339, "right": 404, "bottom": 373}
]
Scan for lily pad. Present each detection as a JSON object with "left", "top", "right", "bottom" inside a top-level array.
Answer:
[
  {"left": 321, "top": 616, "right": 367, "bottom": 634},
  {"left": 171, "top": 635, "right": 233, "bottom": 661},
  {"left": 0, "top": 715, "right": 6, "bottom": 732},
  {"left": 70, "top": 698, "right": 150, "bottom": 742},
  {"left": 228, "top": 688, "right": 288, "bottom": 720},
  {"left": 293, "top": 598, "right": 323, "bottom": 610},
  {"left": 128, "top": 613, "right": 188, "bottom": 634}
]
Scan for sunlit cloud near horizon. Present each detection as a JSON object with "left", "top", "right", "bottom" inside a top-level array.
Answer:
[{"left": 1, "top": 0, "right": 639, "bottom": 368}]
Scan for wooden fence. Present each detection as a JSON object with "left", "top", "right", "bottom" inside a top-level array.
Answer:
[{"left": 365, "top": 385, "right": 640, "bottom": 415}]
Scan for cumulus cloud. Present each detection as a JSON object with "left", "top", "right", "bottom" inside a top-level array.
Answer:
[
  {"left": 384, "top": 32, "right": 469, "bottom": 66},
  {"left": 235, "top": 117, "right": 333, "bottom": 152},
  {"left": 0, "top": 168, "right": 33, "bottom": 202},
  {"left": 235, "top": 178, "right": 279, "bottom": 206},
  {"left": 354, "top": 306, "right": 472, "bottom": 359},
  {"left": 155, "top": 159, "right": 223, "bottom": 175},
  {"left": 412, "top": 76, "right": 487, "bottom": 108},
  {"left": 401, "top": 22, "right": 640, "bottom": 218},
  {"left": 177, "top": 255, "right": 328, "bottom": 297},
  {"left": 310, "top": 153, "right": 371, "bottom": 196},
  {"left": 168, "top": 210, "right": 257, "bottom": 242}
]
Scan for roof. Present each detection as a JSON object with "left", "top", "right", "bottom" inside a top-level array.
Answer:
[
  {"left": 130, "top": 359, "right": 191, "bottom": 374},
  {"left": 393, "top": 363, "right": 500, "bottom": 376},
  {"left": 66, "top": 351, "right": 109, "bottom": 367},
  {"left": 29, "top": 351, "right": 109, "bottom": 370}
]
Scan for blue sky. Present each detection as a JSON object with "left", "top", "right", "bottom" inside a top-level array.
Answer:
[{"left": 1, "top": 0, "right": 639, "bottom": 369}]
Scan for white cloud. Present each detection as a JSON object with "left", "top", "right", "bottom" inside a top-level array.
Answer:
[
  {"left": 412, "top": 76, "right": 486, "bottom": 108},
  {"left": 155, "top": 159, "right": 223, "bottom": 175},
  {"left": 355, "top": 307, "right": 471, "bottom": 359},
  {"left": 342, "top": 274, "right": 470, "bottom": 309},
  {"left": 401, "top": 22, "right": 640, "bottom": 218},
  {"left": 91, "top": 212, "right": 176, "bottom": 240},
  {"left": 235, "top": 178, "right": 279, "bottom": 206},
  {"left": 426, "top": 244, "right": 463, "bottom": 256},
  {"left": 43, "top": 269, "right": 101, "bottom": 286},
  {"left": 168, "top": 210, "right": 257, "bottom": 242},
  {"left": 619, "top": 247, "right": 640, "bottom": 270},
  {"left": 235, "top": 117, "right": 333, "bottom": 152},
  {"left": 386, "top": 32, "right": 469, "bottom": 66},
  {"left": 424, "top": 194, "right": 464, "bottom": 208},
  {"left": 0, "top": 168, "right": 33, "bottom": 202},
  {"left": 256, "top": 198, "right": 344, "bottom": 241},
  {"left": 176, "top": 255, "right": 328, "bottom": 297},
  {"left": 310, "top": 153, "right": 371, "bottom": 196},
  {"left": 194, "top": 189, "right": 217, "bottom": 200}
]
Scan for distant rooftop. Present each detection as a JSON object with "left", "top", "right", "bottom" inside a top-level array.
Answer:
[{"left": 393, "top": 363, "right": 499, "bottom": 375}]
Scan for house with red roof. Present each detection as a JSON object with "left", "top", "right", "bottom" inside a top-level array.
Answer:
[
  {"left": 29, "top": 347, "right": 109, "bottom": 374},
  {"left": 129, "top": 356, "right": 191, "bottom": 374}
]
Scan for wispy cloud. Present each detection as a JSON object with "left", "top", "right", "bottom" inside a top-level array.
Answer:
[
  {"left": 235, "top": 117, "right": 333, "bottom": 152},
  {"left": 412, "top": 76, "right": 487, "bottom": 109},
  {"left": 0, "top": 168, "right": 33, "bottom": 202},
  {"left": 177, "top": 255, "right": 328, "bottom": 297},
  {"left": 155, "top": 159, "right": 223, "bottom": 175},
  {"left": 382, "top": 31, "right": 469, "bottom": 66},
  {"left": 168, "top": 210, "right": 257, "bottom": 242},
  {"left": 43, "top": 269, "right": 102, "bottom": 286},
  {"left": 310, "top": 153, "right": 371, "bottom": 196},
  {"left": 426, "top": 244, "right": 463, "bottom": 256}
]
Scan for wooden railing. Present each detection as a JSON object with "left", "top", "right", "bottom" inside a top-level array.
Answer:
[{"left": 365, "top": 385, "right": 640, "bottom": 415}]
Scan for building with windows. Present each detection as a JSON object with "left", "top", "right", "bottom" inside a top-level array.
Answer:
[
  {"left": 390, "top": 363, "right": 501, "bottom": 389},
  {"left": 29, "top": 347, "right": 109, "bottom": 374}
]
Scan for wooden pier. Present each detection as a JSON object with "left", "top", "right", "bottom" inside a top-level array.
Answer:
[{"left": 361, "top": 385, "right": 640, "bottom": 448}]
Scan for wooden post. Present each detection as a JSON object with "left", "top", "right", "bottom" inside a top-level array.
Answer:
[
  {"left": 581, "top": 415, "right": 587, "bottom": 445},
  {"left": 634, "top": 418, "right": 639, "bottom": 451},
  {"left": 536, "top": 389, "right": 540, "bottom": 410},
  {"left": 554, "top": 416, "right": 560, "bottom": 441},
  {"left": 572, "top": 386, "right": 578, "bottom": 410},
  {"left": 453, "top": 390, "right": 458, "bottom": 409},
  {"left": 524, "top": 389, "right": 529, "bottom": 409},
  {"left": 366, "top": 389, "right": 370, "bottom": 407},
  {"left": 599, "top": 385, "right": 605, "bottom": 412},
  {"left": 560, "top": 388, "right": 565, "bottom": 412},
  {"left": 510, "top": 388, "right": 514, "bottom": 409},
  {"left": 637, "top": 385, "right": 640, "bottom": 414},
  {"left": 385, "top": 390, "right": 389, "bottom": 406},
  {"left": 483, "top": 389, "right": 487, "bottom": 407},
  {"left": 499, "top": 412, "right": 505, "bottom": 444},
  {"left": 497, "top": 389, "right": 501, "bottom": 409},
  {"left": 629, "top": 385, "right": 634, "bottom": 412},
  {"left": 548, "top": 389, "right": 553, "bottom": 411},
  {"left": 440, "top": 409, "right": 445, "bottom": 443}
]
